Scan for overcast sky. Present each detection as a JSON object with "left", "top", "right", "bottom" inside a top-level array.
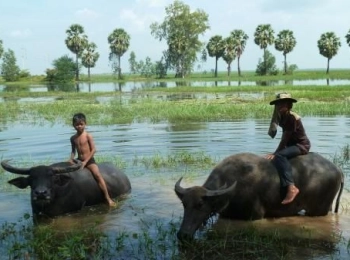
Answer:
[{"left": 1, "top": 0, "right": 350, "bottom": 75}]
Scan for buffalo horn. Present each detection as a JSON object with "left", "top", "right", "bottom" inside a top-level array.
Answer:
[
  {"left": 174, "top": 177, "right": 187, "bottom": 195},
  {"left": 52, "top": 161, "right": 82, "bottom": 174},
  {"left": 205, "top": 181, "right": 237, "bottom": 197},
  {"left": 1, "top": 160, "right": 31, "bottom": 175}
]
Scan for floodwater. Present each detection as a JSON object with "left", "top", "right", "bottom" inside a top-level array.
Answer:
[
  {"left": 1, "top": 78, "right": 350, "bottom": 94},
  {"left": 0, "top": 117, "right": 349, "bottom": 258}
]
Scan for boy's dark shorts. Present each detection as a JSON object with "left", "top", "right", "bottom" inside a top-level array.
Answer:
[{"left": 76, "top": 157, "right": 96, "bottom": 167}]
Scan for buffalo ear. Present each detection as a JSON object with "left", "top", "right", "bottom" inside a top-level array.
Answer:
[
  {"left": 8, "top": 177, "right": 30, "bottom": 189},
  {"left": 53, "top": 175, "right": 72, "bottom": 186}
]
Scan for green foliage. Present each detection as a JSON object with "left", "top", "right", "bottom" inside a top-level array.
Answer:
[
  {"left": 81, "top": 42, "right": 99, "bottom": 80},
  {"left": 150, "top": 0, "right": 209, "bottom": 78},
  {"left": 108, "top": 28, "right": 130, "bottom": 79},
  {"left": 229, "top": 29, "right": 249, "bottom": 77},
  {"left": 346, "top": 29, "right": 350, "bottom": 47},
  {"left": 0, "top": 39, "right": 3, "bottom": 59},
  {"left": 254, "top": 24, "right": 275, "bottom": 76},
  {"left": 46, "top": 55, "right": 76, "bottom": 82},
  {"left": 128, "top": 51, "right": 137, "bottom": 74},
  {"left": 18, "top": 70, "right": 31, "bottom": 78},
  {"left": 317, "top": 32, "right": 341, "bottom": 73},
  {"left": 286, "top": 64, "right": 298, "bottom": 75},
  {"left": 139, "top": 57, "right": 155, "bottom": 78},
  {"left": 154, "top": 57, "right": 168, "bottom": 79},
  {"left": 254, "top": 24, "right": 275, "bottom": 50},
  {"left": 206, "top": 35, "right": 225, "bottom": 77},
  {"left": 65, "top": 24, "right": 88, "bottom": 81},
  {"left": 275, "top": 30, "right": 297, "bottom": 74},
  {"left": 0, "top": 49, "right": 20, "bottom": 81},
  {"left": 255, "top": 50, "right": 278, "bottom": 76}
]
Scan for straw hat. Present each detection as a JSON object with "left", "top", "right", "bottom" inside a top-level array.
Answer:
[{"left": 269, "top": 92, "right": 297, "bottom": 105}]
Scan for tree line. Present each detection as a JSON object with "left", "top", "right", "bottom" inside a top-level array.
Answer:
[{"left": 1, "top": 0, "right": 350, "bottom": 82}]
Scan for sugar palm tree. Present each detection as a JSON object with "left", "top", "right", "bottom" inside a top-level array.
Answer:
[
  {"left": 81, "top": 42, "right": 99, "bottom": 81},
  {"left": 230, "top": 29, "right": 249, "bottom": 77},
  {"left": 222, "top": 36, "right": 236, "bottom": 77},
  {"left": 275, "top": 30, "right": 297, "bottom": 74},
  {"left": 65, "top": 24, "right": 88, "bottom": 81},
  {"left": 206, "top": 35, "right": 225, "bottom": 77},
  {"left": 317, "top": 32, "right": 341, "bottom": 74},
  {"left": 108, "top": 28, "right": 130, "bottom": 79},
  {"left": 254, "top": 24, "right": 275, "bottom": 75}
]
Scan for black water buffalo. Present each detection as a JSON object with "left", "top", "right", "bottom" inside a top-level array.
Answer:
[
  {"left": 175, "top": 152, "right": 344, "bottom": 240},
  {"left": 1, "top": 160, "right": 131, "bottom": 218}
]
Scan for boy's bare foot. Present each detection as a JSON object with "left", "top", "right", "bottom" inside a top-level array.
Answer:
[
  {"left": 281, "top": 185, "right": 299, "bottom": 204},
  {"left": 108, "top": 199, "right": 117, "bottom": 207}
]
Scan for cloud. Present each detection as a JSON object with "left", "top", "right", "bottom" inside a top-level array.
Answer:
[
  {"left": 120, "top": 9, "right": 149, "bottom": 32},
  {"left": 136, "top": 0, "right": 167, "bottom": 8},
  {"left": 259, "top": 0, "right": 328, "bottom": 13},
  {"left": 75, "top": 8, "right": 100, "bottom": 19},
  {"left": 10, "top": 29, "right": 32, "bottom": 38}
]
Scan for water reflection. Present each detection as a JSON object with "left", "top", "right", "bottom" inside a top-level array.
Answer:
[
  {"left": 1, "top": 78, "right": 350, "bottom": 94},
  {"left": 0, "top": 118, "right": 349, "bottom": 259}
]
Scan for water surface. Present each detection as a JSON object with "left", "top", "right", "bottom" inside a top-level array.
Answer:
[{"left": 0, "top": 118, "right": 349, "bottom": 259}]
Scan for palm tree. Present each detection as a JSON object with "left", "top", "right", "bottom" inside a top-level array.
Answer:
[
  {"left": 230, "top": 29, "right": 249, "bottom": 77},
  {"left": 222, "top": 36, "right": 236, "bottom": 77},
  {"left": 65, "top": 24, "right": 88, "bottom": 81},
  {"left": 317, "top": 32, "right": 341, "bottom": 74},
  {"left": 108, "top": 28, "right": 130, "bottom": 79},
  {"left": 206, "top": 35, "right": 225, "bottom": 77},
  {"left": 254, "top": 24, "right": 275, "bottom": 75},
  {"left": 275, "top": 30, "right": 297, "bottom": 74},
  {"left": 81, "top": 42, "right": 100, "bottom": 81}
]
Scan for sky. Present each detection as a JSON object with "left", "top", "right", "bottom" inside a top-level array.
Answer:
[{"left": 1, "top": 0, "right": 350, "bottom": 76}]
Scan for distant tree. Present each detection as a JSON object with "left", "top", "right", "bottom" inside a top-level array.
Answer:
[
  {"left": 275, "top": 30, "right": 297, "bottom": 74},
  {"left": 65, "top": 24, "right": 88, "bottom": 81},
  {"left": 46, "top": 55, "right": 76, "bottom": 82},
  {"left": 222, "top": 36, "right": 236, "bottom": 77},
  {"left": 230, "top": 29, "right": 249, "bottom": 77},
  {"left": 150, "top": 0, "right": 209, "bottom": 78},
  {"left": 346, "top": 29, "right": 350, "bottom": 47},
  {"left": 255, "top": 50, "right": 278, "bottom": 76},
  {"left": 108, "top": 28, "right": 130, "bottom": 79},
  {"left": 206, "top": 35, "right": 225, "bottom": 77},
  {"left": 81, "top": 42, "right": 99, "bottom": 80},
  {"left": 1, "top": 49, "right": 20, "bottom": 81},
  {"left": 139, "top": 57, "right": 155, "bottom": 78},
  {"left": 154, "top": 57, "right": 167, "bottom": 79},
  {"left": 317, "top": 32, "right": 341, "bottom": 74},
  {"left": 128, "top": 51, "right": 138, "bottom": 74},
  {"left": 0, "top": 40, "right": 3, "bottom": 60},
  {"left": 254, "top": 24, "right": 275, "bottom": 75}
]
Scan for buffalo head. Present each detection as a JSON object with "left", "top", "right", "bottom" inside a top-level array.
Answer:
[
  {"left": 174, "top": 177, "right": 236, "bottom": 241},
  {"left": 1, "top": 160, "right": 82, "bottom": 209}
]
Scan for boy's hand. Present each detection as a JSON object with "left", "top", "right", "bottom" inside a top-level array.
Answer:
[
  {"left": 80, "top": 161, "right": 87, "bottom": 169},
  {"left": 265, "top": 154, "right": 275, "bottom": 160}
]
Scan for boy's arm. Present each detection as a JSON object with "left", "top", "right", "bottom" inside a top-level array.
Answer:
[{"left": 69, "top": 136, "right": 76, "bottom": 162}]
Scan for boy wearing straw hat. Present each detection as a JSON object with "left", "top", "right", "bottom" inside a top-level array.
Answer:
[{"left": 265, "top": 93, "right": 311, "bottom": 204}]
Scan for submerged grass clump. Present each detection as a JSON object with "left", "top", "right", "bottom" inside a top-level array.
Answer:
[
  {"left": 2, "top": 84, "right": 350, "bottom": 125},
  {"left": 1, "top": 213, "right": 348, "bottom": 260}
]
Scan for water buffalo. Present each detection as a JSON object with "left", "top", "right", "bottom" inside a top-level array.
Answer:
[
  {"left": 175, "top": 152, "right": 344, "bottom": 240},
  {"left": 1, "top": 160, "right": 131, "bottom": 218}
]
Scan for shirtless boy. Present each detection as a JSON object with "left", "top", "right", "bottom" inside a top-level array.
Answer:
[{"left": 69, "top": 112, "right": 116, "bottom": 207}]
